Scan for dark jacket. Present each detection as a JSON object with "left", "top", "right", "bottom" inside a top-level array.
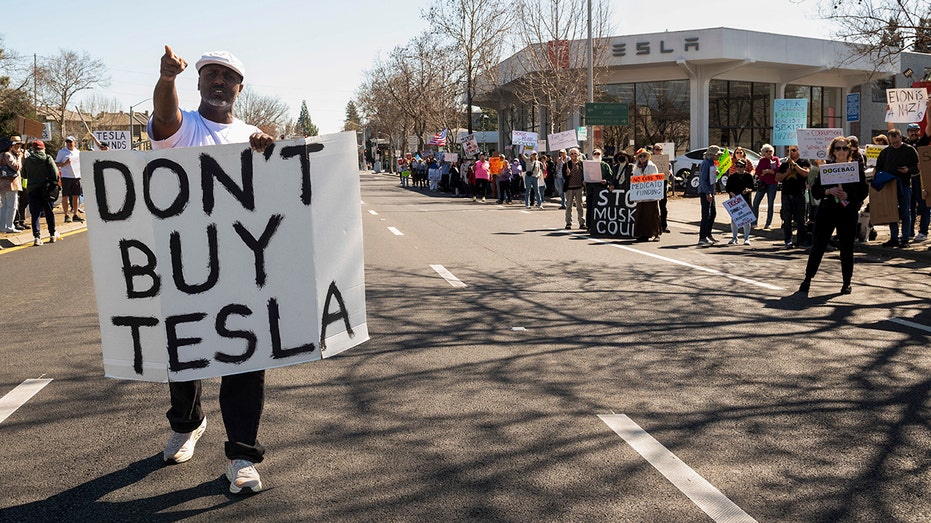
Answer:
[
  {"left": 811, "top": 160, "right": 868, "bottom": 213},
  {"left": 725, "top": 171, "right": 754, "bottom": 205},
  {"left": 21, "top": 149, "right": 60, "bottom": 193}
]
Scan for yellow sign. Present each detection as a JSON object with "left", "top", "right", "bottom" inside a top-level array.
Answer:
[{"left": 715, "top": 150, "right": 732, "bottom": 179}]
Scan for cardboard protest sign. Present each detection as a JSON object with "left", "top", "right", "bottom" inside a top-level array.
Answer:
[
  {"left": 819, "top": 161, "right": 860, "bottom": 185},
  {"left": 583, "top": 160, "right": 602, "bottom": 183},
  {"left": 723, "top": 195, "right": 755, "bottom": 228},
  {"left": 83, "top": 132, "right": 368, "bottom": 382},
  {"left": 919, "top": 145, "right": 931, "bottom": 206},
  {"left": 885, "top": 88, "right": 928, "bottom": 123},
  {"left": 460, "top": 133, "right": 479, "bottom": 157},
  {"left": 865, "top": 144, "right": 885, "bottom": 167},
  {"left": 796, "top": 128, "right": 844, "bottom": 160},
  {"left": 629, "top": 173, "right": 665, "bottom": 202},
  {"left": 773, "top": 99, "right": 808, "bottom": 146},
  {"left": 652, "top": 154, "right": 670, "bottom": 175},
  {"left": 93, "top": 130, "right": 131, "bottom": 151},
  {"left": 869, "top": 179, "right": 900, "bottom": 225},
  {"left": 511, "top": 130, "right": 538, "bottom": 147},
  {"left": 548, "top": 129, "right": 578, "bottom": 151}
]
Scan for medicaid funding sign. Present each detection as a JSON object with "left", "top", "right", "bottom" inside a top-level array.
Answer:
[{"left": 83, "top": 131, "right": 369, "bottom": 382}]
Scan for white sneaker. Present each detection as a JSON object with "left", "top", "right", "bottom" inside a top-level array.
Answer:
[
  {"left": 727, "top": 239, "right": 738, "bottom": 245},
  {"left": 33, "top": 237, "right": 43, "bottom": 246},
  {"left": 915, "top": 233, "right": 927, "bottom": 242},
  {"left": 49, "top": 231, "right": 61, "bottom": 243},
  {"left": 743, "top": 239, "right": 751, "bottom": 245},
  {"left": 163, "top": 417, "right": 206, "bottom": 463},
  {"left": 226, "top": 459, "right": 263, "bottom": 494}
]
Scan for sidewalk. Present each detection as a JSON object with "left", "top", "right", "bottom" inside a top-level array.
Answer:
[
  {"left": 664, "top": 193, "right": 931, "bottom": 264},
  {"left": 0, "top": 204, "right": 87, "bottom": 249}
]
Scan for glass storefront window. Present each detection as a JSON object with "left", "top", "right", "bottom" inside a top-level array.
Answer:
[
  {"left": 599, "top": 81, "right": 689, "bottom": 152},
  {"left": 709, "top": 79, "right": 775, "bottom": 152}
]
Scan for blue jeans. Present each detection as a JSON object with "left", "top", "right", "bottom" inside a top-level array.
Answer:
[
  {"left": 0, "top": 190, "right": 17, "bottom": 231},
  {"left": 889, "top": 180, "right": 913, "bottom": 241},
  {"left": 911, "top": 176, "right": 929, "bottom": 236},
  {"left": 525, "top": 175, "right": 542, "bottom": 207},
  {"left": 555, "top": 177, "right": 566, "bottom": 207},
  {"left": 699, "top": 193, "right": 716, "bottom": 239},
  {"left": 752, "top": 182, "right": 778, "bottom": 226}
]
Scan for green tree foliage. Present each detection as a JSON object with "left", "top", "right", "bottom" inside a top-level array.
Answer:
[
  {"left": 344, "top": 100, "right": 362, "bottom": 132},
  {"left": 297, "top": 100, "right": 318, "bottom": 137}
]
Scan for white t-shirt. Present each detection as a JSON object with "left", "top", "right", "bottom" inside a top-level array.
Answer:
[
  {"left": 55, "top": 148, "right": 80, "bottom": 178},
  {"left": 148, "top": 109, "right": 260, "bottom": 150}
]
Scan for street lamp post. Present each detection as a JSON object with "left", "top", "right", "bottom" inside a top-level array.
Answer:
[{"left": 129, "top": 98, "right": 151, "bottom": 150}]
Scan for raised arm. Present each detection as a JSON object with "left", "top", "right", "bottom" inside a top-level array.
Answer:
[{"left": 151, "top": 45, "right": 187, "bottom": 141}]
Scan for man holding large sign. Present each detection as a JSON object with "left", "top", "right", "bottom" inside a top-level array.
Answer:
[{"left": 101, "top": 46, "right": 362, "bottom": 495}]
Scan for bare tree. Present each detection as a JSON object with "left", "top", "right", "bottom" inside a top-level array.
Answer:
[
  {"left": 425, "top": 0, "right": 512, "bottom": 133},
  {"left": 508, "top": 0, "right": 614, "bottom": 135},
  {"left": 36, "top": 49, "right": 109, "bottom": 139},
  {"left": 821, "top": 0, "right": 931, "bottom": 66},
  {"left": 77, "top": 93, "right": 123, "bottom": 116},
  {"left": 235, "top": 86, "right": 291, "bottom": 137}
]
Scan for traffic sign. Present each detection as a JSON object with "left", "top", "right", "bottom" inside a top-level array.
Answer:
[{"left": 585, "top": 103, "right": 629, "bottom": 126}]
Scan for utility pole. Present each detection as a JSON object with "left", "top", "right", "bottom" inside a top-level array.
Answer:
[{"left": 587, "top": 0, "right": 594, "bottom": 156}]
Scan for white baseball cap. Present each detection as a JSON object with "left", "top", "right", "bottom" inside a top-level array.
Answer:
[{"left": 195, "top": 50, "right": 245, "bottom": 79}]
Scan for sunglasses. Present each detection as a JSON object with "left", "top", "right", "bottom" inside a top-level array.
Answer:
[
  {"left": 789, "top": 149, "right": 798, "bottom": 152},
  {"left": 833, "top": 146, "right": 850, "bottom": 151}
]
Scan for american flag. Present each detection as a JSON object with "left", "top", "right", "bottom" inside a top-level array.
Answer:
[{"left": 427, "top": 129, "right": 447, "bottom": 146}]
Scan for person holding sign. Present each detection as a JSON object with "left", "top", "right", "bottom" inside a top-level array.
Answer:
[
  {"left": 562, "top": 148, "right": 586, "bottom": 229},
  {"left": 148, "top": 45, "right": 275, "bottom": 494},
  {"left": 697, "top": 146, "right": 720, "bottom": 245},
  {"left": 798, "top": 137, "right": 867, "bottom": 295},
  {"left": 875, "top": 129, "right": 920, "bottom": 247},
  {"left": 631, "top": 148, "right": 662, "bottom": 242},
  {"left": 725, "top": 159, "right": 754, "bottom": 245}
]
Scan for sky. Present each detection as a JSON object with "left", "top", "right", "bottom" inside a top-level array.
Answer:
[{"left": 1, "top": 0, "right": 836, "bottom": 135}]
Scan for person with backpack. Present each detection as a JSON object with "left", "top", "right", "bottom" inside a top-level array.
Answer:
[{"left": 20, "top": 140, "right": 60, "bottom": 246}]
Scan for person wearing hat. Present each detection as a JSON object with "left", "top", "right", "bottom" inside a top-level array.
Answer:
[
  {"left": 902, "top": 122, "right": 930, "bottom": 241},
  {"left": 21, "top": 140, "right": 60, "bottom": 245},
  {"left": 149, "top": 45, "right": 275, "bottom": 495},
  {"left": 0, "top": 136, "right": 24, "bottom": 232},
  {"left": 55, "top": 135, "right": 83, "bottom": 224},
  {"left": 697, "top": 145, "right": 721, "bottom": 245},
  {"left": 632, "top": 148, "right": 662, "bottom": 242}
]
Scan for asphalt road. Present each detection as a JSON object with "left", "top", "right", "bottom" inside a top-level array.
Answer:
[{"left": 2, "top": 171, "right": 931, "bottom": 522}]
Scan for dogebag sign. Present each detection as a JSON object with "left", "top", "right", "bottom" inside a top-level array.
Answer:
[{"left": 83, "top": 132, "right": 369, "bottom": 382}]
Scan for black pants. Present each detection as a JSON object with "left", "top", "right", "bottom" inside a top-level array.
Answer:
[
  {"left": 168, "top": 370, "right": 266, "bottom": 462},
  {"left": 659, "top": 185, "right": 668, "bottom": 230},
  {"left": 782, "top": 191, "right": 807, "bottom": 245},
  {"left": 14, "top": 190, "right": 27, "bottom": 226},
  {"left": 805, "top": 206, "right": 857, "bottom": 285},
  {"left": 27, "top": 190, "right": 56, "bottom": 239}
]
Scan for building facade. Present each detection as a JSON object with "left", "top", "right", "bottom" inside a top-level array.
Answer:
[{"left": 483, "top": 27, "right": 931, "bottom": 155}]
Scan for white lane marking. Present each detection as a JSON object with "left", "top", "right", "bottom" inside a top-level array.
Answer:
[
  {"left": 388, "top": 227, "right": 404, "bottom": 236},
  {"left": 511, "top": 327, "right": 527, "bottom": 331},
  {"left": 0, "top": 379, "right": 53, "bottom": 424},
  {"left": 360, "top": 200, "right": 366, "bottom": 205},
  {"left": 368, "top": 210, "right": 379, "bottom": 215},
  {"left": 564, "top": 231, "right": 782, "bottom": 291},
  {"left": 520, "top": 210, "right": 532, "bottom": 214},
  {"left": 890, "top": 318, "right": 931, "bottom": 334},
  {"left": 599, "top": 414, "right": 758, "bottom": 523},
  {"left": 430, "top": 264, "right": 467, "bottom": 287}
]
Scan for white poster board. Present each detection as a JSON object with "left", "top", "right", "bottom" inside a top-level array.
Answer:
[
  {"left": 583, "top": 160, "right": 602, "bottom": 183},
  {"left": 796, "top": 128, "right": 843, "bottom": 160},
  {"left": 723, "top": 194, "right": 756, "bottom": 228},
  {"left": 865, "top": 144, "right": 885, "bottom": 167},
  {"left": 83, "top": 132, "right": 369, "bottom": 382},
  {"left": 460, "top": 133, "right": 479, "bottom": 157},
  {"left": 93, "top": 130, "right": 131, "bottom": 151},
  {"left": 819, "top": 161, "right": 860, "bottom": 185},
  {"left": 443, "top": 152, "right": 458, "bottom": 163},
  {"left": 511, "top": 130, "right": 538, "bottom": 146},
  {"left": 629, "top": 173, "right": 665, "bottom": 202},
  {"left": 548, "top": 129, "right": 578, "bottom": 151},
  {"left": 885, "top": 88, "right": 928, "bottom": 123},
  {"left": 537, "top": 140, "right": 548, "bottom": 153}
]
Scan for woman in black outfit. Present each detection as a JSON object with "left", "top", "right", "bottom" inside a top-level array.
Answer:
[{"left": 799, "top": 136, "right": 868, "bottom": 295}]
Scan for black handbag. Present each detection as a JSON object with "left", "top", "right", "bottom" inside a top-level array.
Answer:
[{"left": 47, "top": 182, "right": 61, "bottom": 202}]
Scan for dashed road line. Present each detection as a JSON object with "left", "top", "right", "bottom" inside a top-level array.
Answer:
[
  {"left": 388, "top": 227, "right": 404, "bottom": 236},
  {"left": 562, "top": 230, "right": 782, "bottom": 291},
  {"left": 599, "top": 414, "right": 758, "bottom": 523},
  {"left": 368, "top": 210, "right": 379, "bottom": 215},
  {"left": 889, "top": 317, "right": 931, "bottom": 334},
  {"left": 0, "top": 379, "right": 53, "bottom": 424},
  {"left": 430, "top": 264, "right": 467, "bottom": 287}
]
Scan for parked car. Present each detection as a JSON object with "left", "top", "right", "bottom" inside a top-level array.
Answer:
[{"left": 672, "top": 147, "right": 762, "bottom": 194}]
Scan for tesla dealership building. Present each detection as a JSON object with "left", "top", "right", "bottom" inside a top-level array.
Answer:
[{"left": 482, "top": 27, "right": 931, "bottom": 154}]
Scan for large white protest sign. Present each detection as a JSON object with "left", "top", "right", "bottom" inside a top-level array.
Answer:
[
  {"left": 443, "top": 152, "right": 458, "bottom": 163},
  {"left": 885, "top": 88, "right": 928, "bottom": 123},
  {"left": 548, "top": 129, "right": 578, "bottom": 151},
  {"left": 819, "top": 161, "right": 860, "bottom": 185},
  {"left": 511, "top": 130, "right": 538, "bottom": 147},
  {"left": 723, "top": 195, "right": 756, "bottom": 228},
  {"left": 583, "top": 160, "right": 602, "bottom": 183},
  {"left": 93, "top": 130, "right": 131, "bottom": 151},
  {"left": 83, "top": 132, "right": 368, "bottom": 382},
  {"left": 796, "top": 128, "right": 843, "bottom": 160},
  {"left": 629, "top": 173, "right": 665, "bottom": 202},
  {"left": 460, "top": 133, "right": 479, "bottom": 157}
]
